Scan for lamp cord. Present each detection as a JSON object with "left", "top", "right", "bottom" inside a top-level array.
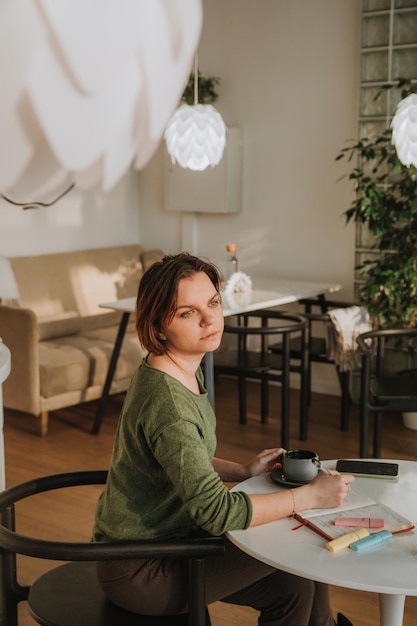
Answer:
[
  {"left": 194, "top": 55, "right": 199, "bottom": 105},
  {"left": 0, "top": 182, "right": 75, "bottom": 210}
]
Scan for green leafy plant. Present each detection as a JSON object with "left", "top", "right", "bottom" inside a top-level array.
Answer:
[
  {"left": 337, "top": 79, "right": 417, "bottom": 329},
  {"left": 181, "top": 71, "right": 220, "bottom": 105}
]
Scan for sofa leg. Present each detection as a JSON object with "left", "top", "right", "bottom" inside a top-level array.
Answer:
[{"left": 39, "top": 411, "right": 49, "bottom": 436}]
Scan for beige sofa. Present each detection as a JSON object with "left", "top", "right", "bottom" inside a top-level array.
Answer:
[{"left": 0, "top": 245, "right": 163, "bottom": 435}]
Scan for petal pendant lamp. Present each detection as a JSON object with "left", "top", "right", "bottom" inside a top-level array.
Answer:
[
  {"left": 391, "top": 93, "right": 417, "bottom": 167},
  {"left": 0, "top": 0, "right": 203, "bottom": 195},
  {"left": 164, "top": 57, "right": 226, "bottom": 171}
]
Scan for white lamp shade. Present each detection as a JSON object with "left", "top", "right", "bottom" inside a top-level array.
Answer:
[
  {"left": 0, "top": 0, "right": 203, "bottom": 196},
  {"left": 164, "top": 103, "right": 227, "bottom": 171},
  {"left": 391, "top": 93, "right": 417, "bottom": 167}
]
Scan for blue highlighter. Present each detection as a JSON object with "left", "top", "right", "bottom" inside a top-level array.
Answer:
[{"left": 349, "top": 530, "right": 392, "bottom": 552}]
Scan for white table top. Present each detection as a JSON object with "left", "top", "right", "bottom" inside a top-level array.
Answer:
[
  {"left": 228, "top": 460, "right": 417, "bottom": 596},
  {"left": 100, "top": 276, "right": 341, "bottom": 316}
]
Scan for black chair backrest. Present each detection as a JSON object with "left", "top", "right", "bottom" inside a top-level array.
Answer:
[{"left": 0, "top": 471, "right": 224, "bottom": 626}]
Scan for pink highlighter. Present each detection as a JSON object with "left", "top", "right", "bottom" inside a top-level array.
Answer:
[{"left": 334, "top": 517, "right": 385, "bottom": 529}]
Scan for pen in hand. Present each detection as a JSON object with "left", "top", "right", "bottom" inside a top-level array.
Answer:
[{"left": 313, "top": 459, "right": 332, "bottom": 475}]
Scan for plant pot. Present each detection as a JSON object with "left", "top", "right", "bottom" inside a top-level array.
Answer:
[{"left": 402, "top": 412, "right": 417, "bottom": 431}]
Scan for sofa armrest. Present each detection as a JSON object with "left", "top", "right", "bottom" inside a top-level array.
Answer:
[{"left": 0, "top": 305, "right": 41, "bottom": 415}]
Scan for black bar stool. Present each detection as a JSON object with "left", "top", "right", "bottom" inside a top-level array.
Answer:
[{"left": 214, "top": 312, "right": 309, "bottom": 448}]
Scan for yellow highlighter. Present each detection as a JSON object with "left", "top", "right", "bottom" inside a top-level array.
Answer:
[{"left": 326, "top": 528, "right": 369, "bottom": 553}]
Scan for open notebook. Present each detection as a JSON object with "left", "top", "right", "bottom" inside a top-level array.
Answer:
[{"left": 293, "top": 491, "right": 415, "bottom": 541}]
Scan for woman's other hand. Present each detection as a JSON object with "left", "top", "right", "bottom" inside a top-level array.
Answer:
[{"left": 244, "top": 448, "right": 286, "bottom": 478}]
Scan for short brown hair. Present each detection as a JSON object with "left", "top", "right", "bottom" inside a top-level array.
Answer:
[{"left": 136, "top": 252, "right": 222, "bottom": 355}]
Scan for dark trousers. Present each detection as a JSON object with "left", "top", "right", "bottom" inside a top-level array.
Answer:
[{"left": 97, "top": 537, "right": 334, "bottom": 625}]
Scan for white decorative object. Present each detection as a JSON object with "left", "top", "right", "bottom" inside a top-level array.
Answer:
[
  {"left": 223, "top": 271, "right": 252, "bottom": 309},
  {"left": 327, "top": 306, "right": 372, "bottom": 372},
  {"left": 164, "top": 55, "right": 226, "bottom": 171},
  {"left": 0, "top": 0, "right": 202, "bottom": 196},
  {"left": 391, "top": 93, "right": 417, "bottom": 168}
]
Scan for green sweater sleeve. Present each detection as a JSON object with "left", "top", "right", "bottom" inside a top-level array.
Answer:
[{"left": 93, "top": 361, "right": 253, "bottom": 542}]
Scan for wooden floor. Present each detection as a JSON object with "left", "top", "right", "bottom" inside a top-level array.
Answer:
[{"left": 3, "top": 377, "right": 417, "bottom": 626}]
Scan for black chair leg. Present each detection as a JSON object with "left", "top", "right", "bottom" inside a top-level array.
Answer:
[
  {"left": 299, "top": 335, "right": 309, "bottom": 441},
  {"left": 299, "top": 379, "right": 308, "bottom": 441},
  {"left": 238, "top": 377, "right": 247, "bottom": 424},
  {"left": 339, "top": 371, "right": 350, "bottom": 431},
  {"left": 280, "top": 378, "right": 290, "bottom": 450},
  {"left": 306, "top": 359, "right": 313, "bottom": 406},
  {"left": 261, "top": 377, "right": 268, "bottom": 424},
  {"left": 359, "top": 408, "right": 369, "bottom": 458},
  {"left": 188, "top": 558, "right": 208, "bottom": 626},
  {"left": 373, "top": 413, "right": 382, "bottom": 459}
]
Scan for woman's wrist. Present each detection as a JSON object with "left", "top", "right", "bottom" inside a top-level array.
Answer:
[
  {"left": 292, "top": 484, "right": 315, "bottom": 512},
  {"left": 237, "top": 463, "right": 252, "bottom": 481}
]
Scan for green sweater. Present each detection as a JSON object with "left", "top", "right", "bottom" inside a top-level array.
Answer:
[{"left": 93, "top": 359, "right": 252, "bottom": 542}]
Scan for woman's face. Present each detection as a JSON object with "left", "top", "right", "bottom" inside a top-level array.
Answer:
[{"left": 160, "top": 271, "right": 224, "bottom": 358}]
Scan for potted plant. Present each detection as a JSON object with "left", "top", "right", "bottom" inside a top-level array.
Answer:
[
  {"left": 337, "top": 79, "right": 417, "bottom": 425},
  {"left": 336, "top": 80, "right": 417, "bottom": 330},
  {"left": 181, "top": 71, "right": 220, "bottom": 105}
]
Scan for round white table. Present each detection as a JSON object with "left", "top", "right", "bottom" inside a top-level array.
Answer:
[
  {"left": 0, "top": 343, "right": 11, "bottom": 492},
  {"left": 228, "top": 460, "right": 417, "bottom": 626}
]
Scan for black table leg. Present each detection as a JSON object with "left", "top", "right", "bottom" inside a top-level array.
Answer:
[{"left": 91, "top": 312, "right": 130, "bottom": 435}]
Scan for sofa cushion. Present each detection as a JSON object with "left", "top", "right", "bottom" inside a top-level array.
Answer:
[
  {"left": 81, "top": 322, "right": 143, "bottom": 381},
  {"left": 38, "top": 311, "right": 83, "bottom": 340},
  {"left": 39, "top": 326, "right": 145, "bottom": 398}
]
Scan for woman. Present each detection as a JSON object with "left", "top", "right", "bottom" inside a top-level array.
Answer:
[{"left": 93, "top": 252, "right": 355, "bottom": 626}]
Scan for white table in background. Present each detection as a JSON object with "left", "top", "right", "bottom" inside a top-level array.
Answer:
[
  {"left": 0, "top": 343, "right": 11, "bottom": 491},
  {"left": 92, "top": 277, "right": 340, "bottom": 433},
  {"left": 228, "top": 460, "right": 417, "bottom": 626}
]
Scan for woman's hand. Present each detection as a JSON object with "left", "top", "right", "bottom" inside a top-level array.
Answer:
[
  {"left": 243, "top": 448, "right": 286, "bottom": 478},
  {"left": 299, "top": 471, "right": 355, "bottom": 511},
  {"left": 213, "top": 449, "right": 284, "bottom": 482},
  {"left": 248, "top": 468, "right": 355, "bottom": 527}
]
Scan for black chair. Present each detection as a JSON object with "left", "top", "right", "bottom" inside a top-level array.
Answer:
[
  {"left": 214, "top": 312, "right": 308, "bottom": 448},
  {"left": 0, "top": 470, "right": 225, "bottom": 626},
  {"left": 263, "top": 298, "right": 356, "bottom": 431},
  {"left": 356, "top": 328, "right": 417, "bottom": 458}
]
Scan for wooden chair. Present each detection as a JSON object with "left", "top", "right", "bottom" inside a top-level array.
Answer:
[
  {"left": 214, "top": 312, "right": 308, "bottom": 448},
  {"left": 356, "top": 328, "right": 417, "bottom": 458},
  {"left": 0, "top": 470, "right": 224, "bottom": 626}
]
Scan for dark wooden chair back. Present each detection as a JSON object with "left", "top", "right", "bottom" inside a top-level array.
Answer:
[{"left": 0, "top": 471, "right": 224, "bottom": 626}]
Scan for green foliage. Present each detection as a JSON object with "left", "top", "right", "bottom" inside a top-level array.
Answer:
[
  {"left": 336, "top": 79, "right": 417, "bottom": 328},
  {"left": 181, "top": 71, "right": 220, "bottom": 105}
]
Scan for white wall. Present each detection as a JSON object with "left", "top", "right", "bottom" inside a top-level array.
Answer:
[
  {"left": 0, "top": 172, "right": 139, "bottom": 257},
  {"left": 139, "top": 0, "right": 361, "bottom": 298}
]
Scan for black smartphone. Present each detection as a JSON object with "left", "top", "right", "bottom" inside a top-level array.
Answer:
[{"left": 336, "top": 459, "right": 399, "bottom": 479}]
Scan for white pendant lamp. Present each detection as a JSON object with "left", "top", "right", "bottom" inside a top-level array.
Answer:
[
  {"left": 0, "top": 0, "right": 203, "bottom": 196},
  {"left": 391, "top": 93, "right": 417, "bottom": 167},
  {"left": 164, "top": 56, "right": 226, "bottom": 171}
]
